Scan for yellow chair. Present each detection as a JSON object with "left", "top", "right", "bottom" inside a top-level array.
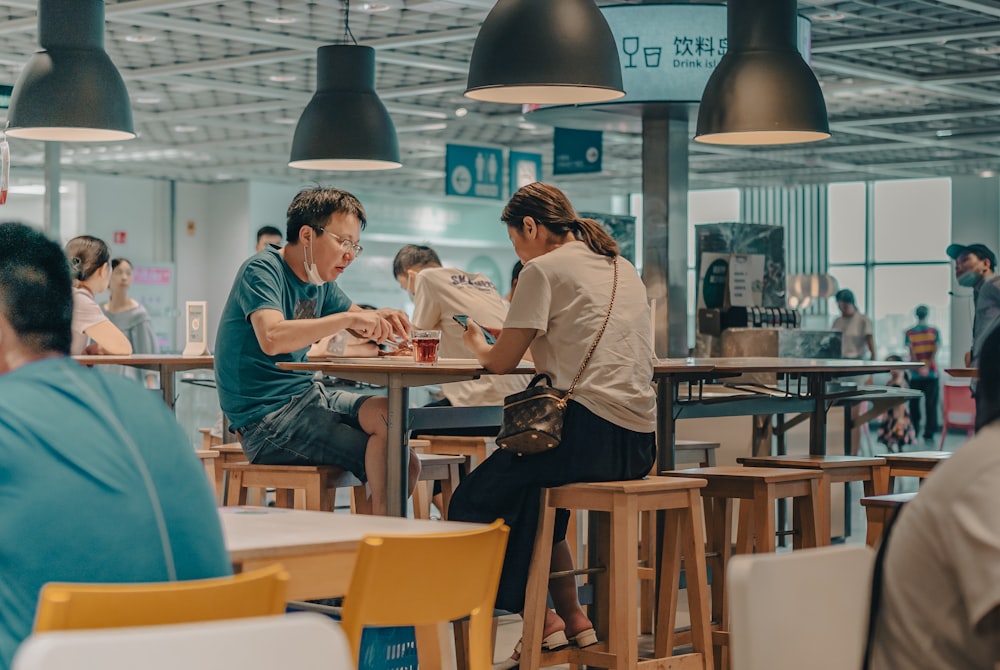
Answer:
[
  {"left": 340, "top": 519, "right": 509, "bottom": 670},
  {"left": 33, "top": 564, "right": 289, "bottom": 632}
]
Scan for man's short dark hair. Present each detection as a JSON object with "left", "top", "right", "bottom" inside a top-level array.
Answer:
[
  {"left": 915, "top": 304, "right": 929, "bottom": 320},
  {"left": 256, "top": 225, "right": 282, "bottom": 242},
  {"left": 286, "top": 187, "right": 366, "bottom": 244},
  {"left": 392, "top": 244, "right": 442, "bottom": 279},
  {"left": 835, "top": 288, "right": 856, "bottom": 305},
  {"left": 0, "top": 222, "right": 72, "bottom": 354}
]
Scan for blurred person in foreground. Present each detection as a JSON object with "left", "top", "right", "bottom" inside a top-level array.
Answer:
[
  {"left": 0, "top": 223, "right": 229, "bottom": 669},
  {"left": 255, "top": 225, "right": 283, "bottom": 252},
  {"left": 904, "top": 304, "right": 941, "bottom": 443},
  {"left": 215, "top": 187, "right": 417, "bottom": 516},
  {"left": 449, "top": 183, "right": 656, "bottom": 663},
  {"left": 868, "top": 324, "right": 1000, "bottom": 669}
]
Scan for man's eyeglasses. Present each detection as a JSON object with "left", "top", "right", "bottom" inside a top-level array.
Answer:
[{"left": 323, "top": 229, "right": 363, "bottom": 256}]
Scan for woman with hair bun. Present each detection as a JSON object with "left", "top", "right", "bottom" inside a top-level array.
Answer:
[
  {"left": 64, "top": 235, "right": 132, "bottom": 356},
  {"left": 449, "top": 182, "right": 656, "bottom": 664}
]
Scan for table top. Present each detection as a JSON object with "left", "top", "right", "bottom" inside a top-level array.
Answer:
[
  {"left": 74, "top": 354, "right": 215, "bottom": 369},
  {"left": 737, "top": 454, "right": 887, "bottom": 468},
  {"left": 221, "top": 506, "right": 482, "bottom": 562},
  {"left": 686, "top": 357, "right": 923, "bottom": 374},
  {"left": 882, "top": 450, "right": 952, "bottom": 462},
  {"left": 945, "top": 368, "right": 978, "bottom": 378},
  {"left": 281, "top": 357, "right": 502, "bottom": 374}
]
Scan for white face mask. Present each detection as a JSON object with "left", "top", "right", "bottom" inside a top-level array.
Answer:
[{"left": 303, "top": 242, "right": 324, "bottom": 286}]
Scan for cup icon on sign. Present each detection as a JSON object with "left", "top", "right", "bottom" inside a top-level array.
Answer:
[{"left": 644, "top": 47, "right": 662, "bottom": 68}]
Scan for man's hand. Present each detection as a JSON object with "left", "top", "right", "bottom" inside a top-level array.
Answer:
[
  {"left": 348, "top": 309, "right": 409, "bottom": 344},
  {"left": 374, "top": 308, "right": 411, "bottom": 340}
]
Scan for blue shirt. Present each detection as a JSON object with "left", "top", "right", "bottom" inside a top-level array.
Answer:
[
  {"left": 215, "top": 247, "right": 353, "bottom": 430},
  {"left": 0, "top": 358, "right": 231, "bottom": 668}
]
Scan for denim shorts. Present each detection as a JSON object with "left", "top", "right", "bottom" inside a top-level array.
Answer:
[{"left": 239, "top": 382, "right": 372, "bottom": 481}]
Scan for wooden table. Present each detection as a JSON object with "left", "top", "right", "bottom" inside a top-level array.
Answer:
[
  {"left": 221, "top": 506, "right": 483, "bottom": 601},
  {"left": 74, "top": 354, "right": 214, "bottom": 411},
  {"left": 945, "top": 367, "right": 978, "bottom": 378},
  {"left": 279, "top": 358, "right": 533, "bottom": 517}
]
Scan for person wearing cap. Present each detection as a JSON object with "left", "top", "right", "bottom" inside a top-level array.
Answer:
[
  {"left": 832, "top": 288, "right": 875, "bottom": 361},
  {"left": 947, "top": 242, "right": 1000, "bottom": 370},
  {"left": 905, "top": 304, "right": 941, "bottom": 443}
]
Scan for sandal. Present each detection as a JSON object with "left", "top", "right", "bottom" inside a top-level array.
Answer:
[
  {"left": 569, "top": 627, "right": 598, "bottom": 648},
  {"left": 493, "top": 631, "right": 570, "bottom": 670}
]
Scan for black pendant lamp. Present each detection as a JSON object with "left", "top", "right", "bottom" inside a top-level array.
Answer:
[
  {"left": 695, "top": 0, "right": 829, "bottom": 145},
  {"left": 465, "top": 0, "right": 625, "bottom": 105},
  {"left": 7, "top": 0, "right": 135, "bottom": 142},
  {"left": 288, "top": 2, "right": 400, "bottom": 171}
]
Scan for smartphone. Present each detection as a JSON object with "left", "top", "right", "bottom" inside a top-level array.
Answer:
[{"left": 452, "top": 315, "right": 497, "bottom": 344}]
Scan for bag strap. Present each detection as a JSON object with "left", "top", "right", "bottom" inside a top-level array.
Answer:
[{"left": 566, "top": 256, "right": 619, "bottom": 399}]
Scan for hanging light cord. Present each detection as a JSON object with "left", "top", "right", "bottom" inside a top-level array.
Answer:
[{"left": 342, "top": 0, "right": 358, "bottom": 45}]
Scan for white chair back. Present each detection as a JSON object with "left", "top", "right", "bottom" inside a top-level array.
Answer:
[
  {"left": 728, "top": 544, "right": 875, "bottom": 670},
  {"left": 12, "top": 613, "right": 351, "bottom": 670}
]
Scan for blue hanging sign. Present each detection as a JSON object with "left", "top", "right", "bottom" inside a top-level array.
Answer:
[
  {"left": 445, "top": 144, "right": 503, "bottom": 199},
  {"left": 509, "top": 151, "right": 543, "bottom": 195},
  {"left": 553, "top": 128, "right": 602, "bottom": 175}
]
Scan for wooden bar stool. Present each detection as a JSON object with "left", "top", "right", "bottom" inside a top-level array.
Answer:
[
  {"left": 195, "top": 449, "right": 219, "bottom": 499},
  {"left": 410, "top": 453, "right": 465, "bottom": 520},
  {"left": 736, "top": 454, "right": 888, "bottom": 542},
  {"left": 213, "top": 444, "right": 253, "bottom": 505},
  {"left": 518, "top": 476, "right": 714, "bottom": 670},
  {"left": 198, "top": 426, "right": 223, "bottom": 449},
  {"left": 883, "top": 451, "right": 951, "bottom": 491},
  {"left": 416, "top": 434, "right": 493, "bottom": 475},
  {"left": 639, "top": 440, "right": 720, "bottom": 634},
  {"left": 662, "top": 466, "right": 825, "bottom": 667},
  {"left": 223, "top": 462, "right": 365, "bottom": 511},
  {"left": 860, "top": 492, "right": 917, "bottom": 547}
]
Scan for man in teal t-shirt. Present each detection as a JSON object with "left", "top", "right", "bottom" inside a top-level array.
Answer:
[
  {"left": 215, "top": 187, "right": 416, "bottom": 516},
  {"left": 0, "top": 223, "right": 231, "bottom": 669}
]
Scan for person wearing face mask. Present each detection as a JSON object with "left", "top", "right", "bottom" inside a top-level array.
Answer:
[
  {"left": 947, "top": 243, "right": 1000, "bottom": 370},
  {"left": 214, "top": 187, "right": 417, "bottom": 516},
  {"left": 64, "top": 235, "right": 133, "bottom": 356}
]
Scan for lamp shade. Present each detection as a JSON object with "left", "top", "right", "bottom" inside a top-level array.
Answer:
[
  {"left": 6, "top": 0, "right": 135, "bottom": 142},
  {"left": 465, "top": 0, "right": 625, "bottom": 105},
  {"left": 695, "top": 0, "right": 829, "bottom": 146},
  {"left": 289, "top": 45, "right": 401, "bottom": 171}
]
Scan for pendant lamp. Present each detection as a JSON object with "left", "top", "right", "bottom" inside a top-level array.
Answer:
[
  {"left": 465, "top": 0, "right": 625, "bottom": 105},
  {"left": 695, "top": 0, "right": 829, "bottom": 145},
  {"left": 288, "top": 2, "right": 400, "bottom": 171},
  {"left": 6, "top": 0, "right": 135, "bottom": 142}
]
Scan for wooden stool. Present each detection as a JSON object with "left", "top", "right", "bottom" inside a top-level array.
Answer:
[
  {"left": 736, "top": 454, "right": 888, "bottom": 541},
  {"left": 223, "top": 462, "right": 364, "bottom": 511},
  {"left": 198, "top": 427, "right": 222, "bottom": 449},
  {"left": 639, "top": 440, "right": 720, "bottom": 633},
  {"left": 883, "top": 451, "right": 951, "bottom": 491},
  {"left": 195, "top": 449, "right": 219, "bottom": 499},
  {"left": 860, "top": 492, "right": 917, "bottom": 547},
  {"left": 663, "top": 466, "right": 825, "bottom": 666},
  {"left": 417, "top": 434, "right": 493, "bottom": 474},
  {"left": 519, "top": 477, "right": 714, "bottom": 670},
  {"left": 213, "top": 444, "right": 252, "bottom": 505},
  {"left": 410, "top": 453, "right": 465, "bottom": 520}
]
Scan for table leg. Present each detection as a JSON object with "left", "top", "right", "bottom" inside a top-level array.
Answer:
[
  {"left": 386, "top": 377, "right": 409, "bottom": 517},
  {"left": 808, "top": 374, "right": 828, "bottom": 456},
  {"left": 656, "top": 377, "right": 676, "bottom": 471},
  {"left": 160, "top": 365, "right": 175, "bottom": 411}
]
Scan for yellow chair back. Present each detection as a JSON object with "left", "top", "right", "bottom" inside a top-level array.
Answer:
[
  {"left": 341, "top": 519, "right": 509, "bottom": 670},
  {"left": 33, "top": 564, "right": 288, "bottom": 632}
]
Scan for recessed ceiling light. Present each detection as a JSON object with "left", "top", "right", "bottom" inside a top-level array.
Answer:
[
  {"left": 134, "top": 94, "right": 161, "bottom": 104},
  {"left": 979, "top": 169, "right": 996, "bottom": 178},
  {"left": 970, "top": 45, "right": 1000, "bottom": 55},
  {"left": 269, "top": 74, "right": 297, "bottom": 83},
  {"left": 936, "top": 129, "right": 954, "bottom": 137},
  {"left": 265, "top": 15, "right": 297, "bottom": 24},
  {"left": 272, "top": 117, "right": 298, "bottom": 125},
  {"left": 454, "top": 107, "right": 468, "bottom": 118},
  {"left": 360, "top": 2, "right": 393, "bottom": 11},
  {"left": 811, "top": 11, "right": 846, "bottom": 21},
  {"left": 173, "top": 125, "right": 199, "bottom": 133},
  {"left": 125, "top": 33, "right": 157, "bottom": 43}
]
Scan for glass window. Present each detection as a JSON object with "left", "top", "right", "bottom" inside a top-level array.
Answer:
[
  {"left": 688, "top": 188, "right": 740, "bottom": 261},
  {"left": 828, "top": 182, "right": 866, "bottom": 264},
  {"left": 873, "top": 178, "right": 951, "bottom": 262},
  {"left": 872, "top": 265, "right": 951, "bottom": 364}
]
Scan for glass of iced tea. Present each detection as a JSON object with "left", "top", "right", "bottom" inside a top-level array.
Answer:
[{"left": 412, "top": 329, "right": 441, "bottom": 363}]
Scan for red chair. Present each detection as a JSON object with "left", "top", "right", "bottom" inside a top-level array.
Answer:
[{"left": 939, "top": 382, "right": 976, "bottom": 449}]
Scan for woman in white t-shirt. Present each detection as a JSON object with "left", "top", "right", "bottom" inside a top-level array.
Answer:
[
  {"left": 449, "top": 182, "right": 656, "bottom": 665},
  {"left": 65, "top": 236, "right": 132, "bottom": 356}
]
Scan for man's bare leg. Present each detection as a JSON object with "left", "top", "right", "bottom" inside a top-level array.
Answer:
[{"left": 358, "top": 397, "right": 421, "bottom": 515}]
